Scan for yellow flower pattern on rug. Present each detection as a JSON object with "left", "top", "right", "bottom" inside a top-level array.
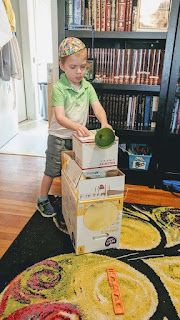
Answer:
[
  {"left": 145, "top": 257, "right": 180, "bottom": 318},
  {"left": 0, "top": 254, "right": 158, "bottom": 319},
  {"left": 0, "top": 203, "right": 179, "bottom": 319},
  {"left": 121, "top": 205, "right": 180, "bottom": 249}
]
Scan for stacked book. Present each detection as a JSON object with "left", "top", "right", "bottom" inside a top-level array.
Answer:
[
  {"left": 65, "top": 0, "right": 171, "bottom": 32},
  {"left": 87, "top": 93, "right": 159, "bottom": 131},
  {"left": 88, "top": 48, "right": 164, "bottom": 85}
]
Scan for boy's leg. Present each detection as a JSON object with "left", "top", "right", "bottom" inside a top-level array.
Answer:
[
  {"left": 37, "top": 135, "right": 72, "bottom": 218},
  {"left": 37, "top": 174, "right": 56, "bottom": 217},
  {"left": 40, "top": 174, "right": 53, "bottom": 197}
]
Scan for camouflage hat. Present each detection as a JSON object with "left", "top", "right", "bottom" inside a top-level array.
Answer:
[{"left": 59, "top": 37, "right": 86, "bottom": 58}]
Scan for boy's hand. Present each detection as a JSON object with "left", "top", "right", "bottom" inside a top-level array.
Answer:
[
  {"left": 101, "top": 123, "right": 113, "bottom": 130},
  {"left": 76, "top": 124, "right": 90, "bottom": 137}
]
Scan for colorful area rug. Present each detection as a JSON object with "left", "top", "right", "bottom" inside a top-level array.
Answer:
[{"left": 0, "top": 196, "right": 179, "bottom": 319}]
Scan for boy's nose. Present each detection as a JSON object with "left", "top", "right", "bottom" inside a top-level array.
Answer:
[{"left": 77, "top": 68, "right": 82, "bottom": 74}]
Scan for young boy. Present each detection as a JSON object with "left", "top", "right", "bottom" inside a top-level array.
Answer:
[{"left": 37, "top": 37, "right": 111, "bottom": 217}]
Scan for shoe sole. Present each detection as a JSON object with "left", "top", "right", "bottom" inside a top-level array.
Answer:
[{"left": 36, "top": 206, "right": 57, "bottom": 218}]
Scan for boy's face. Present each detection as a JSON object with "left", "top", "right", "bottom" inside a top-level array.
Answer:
[{"left": 60, "top": 50, "right": 87, "bottom": 85}]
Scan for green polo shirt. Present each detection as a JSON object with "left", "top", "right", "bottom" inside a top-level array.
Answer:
[{"left": 49, "top": 73, "right": 98, "bottom": 138}]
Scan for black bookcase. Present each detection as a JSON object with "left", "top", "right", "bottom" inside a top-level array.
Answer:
[
  {"left": 156, "top": 5, "right": 180, "bottom": 186},
  {"left": 57, "top": 0, "right": 180, "bottom": 187}
]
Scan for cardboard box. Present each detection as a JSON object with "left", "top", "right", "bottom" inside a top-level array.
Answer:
[
  {"left": 72, "top": 130, "right": 119, "bottom": 169},
  {"left": 61, "top": 152, "right": 125, "bottom": 254}
]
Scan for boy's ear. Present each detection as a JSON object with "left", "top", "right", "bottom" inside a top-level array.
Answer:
[{"left": 60, "top": 62, "right": 64, "bottom": 71}]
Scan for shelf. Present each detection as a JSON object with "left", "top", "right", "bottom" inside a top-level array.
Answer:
[
  {"left": 119, "top": 168, "right": 155, "bottom": 186},
  {"left": 92, "top": 82, "right": 160, "bottom": 93},
  {"left": 87, "top": 126, "right": 156, "bottom": 138},
  {"left": 116, "top": 129, "right": 156, "bottom": 138},
  {"left": 121, "top": 168, "right": 151, "bottom": 174},
  {"left": 65, "top": 30, "right": 167, "bottom": 40},
  {"left": 165, "top": 133, "right": 180, "bottom": 140},
  {"left": 162, "top": 171, "right": 180, "bottom": 180}
]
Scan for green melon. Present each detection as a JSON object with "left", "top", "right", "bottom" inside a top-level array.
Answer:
[{"left": 95, "top": 128, "right": 115, "bottom": 148}]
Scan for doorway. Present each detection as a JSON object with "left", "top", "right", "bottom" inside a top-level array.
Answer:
[{"left": 0, "top": 0, "right": 58, "bottom": 156}]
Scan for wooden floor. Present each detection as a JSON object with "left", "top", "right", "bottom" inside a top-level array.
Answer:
[{"left": 0, "top": 154, "right": 180, "bottom": 258}]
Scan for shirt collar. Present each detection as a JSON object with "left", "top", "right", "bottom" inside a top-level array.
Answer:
[{"left": 60, "top": 73, "right": 89, "bottom": 92}]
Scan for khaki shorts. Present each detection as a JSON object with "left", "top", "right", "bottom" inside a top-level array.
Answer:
[{"left": 44, "top": 135, "right": 72, "bottom": 177}]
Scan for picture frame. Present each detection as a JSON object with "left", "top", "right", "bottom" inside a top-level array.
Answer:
[
  {"left": 85, "top": 58, "right": 96, "bottom": 81},
  {"left": 136, "top": 0, "right": 171, "bottom": 31}
]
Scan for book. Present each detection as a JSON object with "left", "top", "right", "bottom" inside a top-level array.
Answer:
[
  {"left": 136, "top": 49, "right": 143, "bottom": 84},
  {"left": 65, "top": 0, "right": 74, "bottom": 27},
  {"left": 116, "top": 0, "right": 127, "bottom": 32},
  {"left": 74, "top": 0, "right": 82, "bottom": 25},
  {"left": 125, "top": 0, "right": 133, "bottom": 31},
  {"left": 88, "top": 0, "right": 92, "bottom": 25},
  {"left": 130, "top": 49, "right": 138, "bottom": 84},
  {"left": 67, "top": 24, "right": 92, "bottom": 30},
  {"left": 170, "top": 98, "right": 179, "bottom": 133},
  {"left": 81, "top": 0, "right": 85, "bottom": 25},
  {"left": 91, "top": 0, "right": 96, "bottom": 29},
  {"left": 149, "top": 49, "right": 157, "bottom": 85},
  {"left": 101, "top": 0, "right": 106, "bottom": 31},
  {"left": 145, "top": 49, "right": 151, "bottom": 84},
  {"left": 150, "top": 96, "right": 159, "bottom": 129},
  {"left": 111, "top": 0, "right": 116, "bottom": 31},
  {"left": 153, "top": 49, "right": 162, "bottom": 85},
  {"left": 124, "top": 49, "right": 131, "bottom": 84},
  {"left": 105, "top": 0, "right": 112, "bottom": 31},
  {"left": 176, "top": 100, "right": 180, "bottom": 134},
  {"left": 143, "top": 96, "right": 151, "bottom": 129},
  {"left": 119, "top": 49, "right": 125, "bottom": 84},
  {"left": 136, "top": 0, "right": 171, "bottom": 31},
  {"left": 96, "top": 0, "right": 101, "bottom": 31}
]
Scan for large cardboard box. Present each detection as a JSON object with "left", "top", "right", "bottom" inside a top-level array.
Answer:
[
  {"left": 72, "top": 130, "right": 119, "bottom": 169},
  {"left": 61, "top": 152, "right": 125, "bottom": 254}
]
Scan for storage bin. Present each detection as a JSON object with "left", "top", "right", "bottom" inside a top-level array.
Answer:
[{"left": 129, "top": 154, "right": 152, "bottom": 170}]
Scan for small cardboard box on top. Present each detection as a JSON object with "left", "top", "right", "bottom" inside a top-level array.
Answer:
[
  {"left": 72, "top": 130, "right": 119, "bottom": 169},
  {"left": 61, "top": 151, "right": 125, "bottom": 255}
]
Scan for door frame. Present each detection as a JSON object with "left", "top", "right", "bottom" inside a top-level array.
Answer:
[{"left": 17, "top": 0, "right": 59, "bottom": 120}]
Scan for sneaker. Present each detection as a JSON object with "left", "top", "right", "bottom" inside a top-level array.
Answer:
[{"left": 37, "top": 199, "right": 57, "bottom": 218}]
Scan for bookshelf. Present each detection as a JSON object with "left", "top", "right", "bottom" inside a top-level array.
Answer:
[
  {"left": 66, "top": 30, "right": 167, "bottom": 40},
  {"left": 57, "top": 0, "right": 180, "bottom": 186},
  {"left": 92, "top": 83, "right": 160, "bottom": 93},
  {"left": 157, "top": 6, "right": 180, "bottom": 185}
]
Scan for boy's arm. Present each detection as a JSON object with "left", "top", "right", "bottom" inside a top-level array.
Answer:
[
  {"left": 91, "top": 100, "right": 112, "bottom": 128},
  {"left": 54, "top": 106, "right": 90, "bottom": 137}
]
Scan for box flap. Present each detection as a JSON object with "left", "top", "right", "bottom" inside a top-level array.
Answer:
[
  {"left": 62, "top": 152, "right": 82, "bottom": 187},
  {"left": 73, "top": 129, "right": 119, "bottom": 144},
  {"left": 73, "top": 130, "right": 97, "bottom": 143}
]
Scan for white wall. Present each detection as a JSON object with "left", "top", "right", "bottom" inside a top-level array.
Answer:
[
  {"left": 18, "top": 0, "right": 39, "bottom": 120},
  {"left": 0, "top": 79, "right": 18, "bottom": 148},
  {"left": 18, "top": 0, "right": 58, "bottom": 119},
  {"left": 50, "top": 0, "right": 59, "bottom": 83},
  {"left": 35, "top": 0, "right": 53, "bottom": 82},
  {"left": 11, "top": 0, "right": 27, "bottom": 123},
  {"left": 0, "top": 0, "right": 58, "bottom": 140}
]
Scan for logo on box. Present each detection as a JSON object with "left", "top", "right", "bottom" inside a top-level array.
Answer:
[{"left": 105, "top": 237, "right": 117, "bottom": 247}]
